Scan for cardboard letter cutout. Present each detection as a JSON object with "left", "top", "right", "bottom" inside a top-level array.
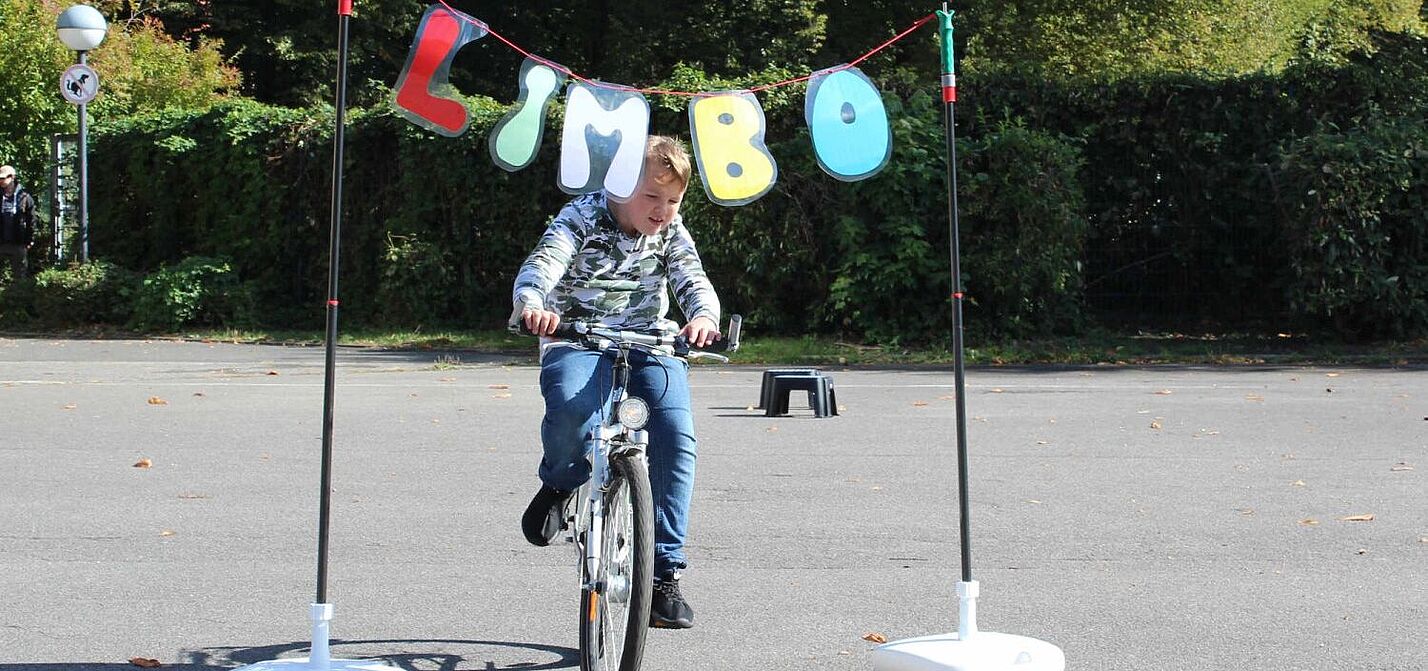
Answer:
[
  {"left": 688, "top": 92, "right": 777, "bottom": 206},
  {"left": 805, "top": 66, "right": 892, "bottom": 181},
  {"left": 490, "top": 58, "right": 568, "bottom": 171},
  {"left": 559, "top": 82, "right": 650, "bottom": 201},
  {"left": 392, "top": 4, "right": 487, "bottom": 137}
]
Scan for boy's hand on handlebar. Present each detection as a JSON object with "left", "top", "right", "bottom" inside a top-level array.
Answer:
[
  {"left": 681, "top": 315, "right": 721, "bottom": 348},
  {"left": 522, "top": 308, "right": 562, "bottom": 336}
]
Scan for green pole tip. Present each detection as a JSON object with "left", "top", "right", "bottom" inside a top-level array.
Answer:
[{"left": 937, "top": 8, "right": 955, "bottom": 74}]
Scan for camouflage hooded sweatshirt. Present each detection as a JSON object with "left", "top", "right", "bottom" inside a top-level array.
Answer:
[{"left": 513, "top": 192, "right": 720, "bottom": 338}]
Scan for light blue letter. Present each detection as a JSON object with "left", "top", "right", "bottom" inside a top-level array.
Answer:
[{"left": 805, "top": 66, "right": 891, "bottom": 182}]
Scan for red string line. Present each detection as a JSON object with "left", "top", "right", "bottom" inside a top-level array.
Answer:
[{"left": 432, "top": 0, "right": 934, "bottom": 96}]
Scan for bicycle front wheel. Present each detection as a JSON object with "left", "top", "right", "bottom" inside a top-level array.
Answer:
[{"left": 579, "top": 454, "right": 654, "bottom": 671}]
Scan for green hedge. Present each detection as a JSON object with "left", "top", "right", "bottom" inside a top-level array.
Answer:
[
  {"left": 1280, "top": 115, "right": 1428, "bottom": 339},
  {"left": 78, "top": 30, "right": 1428, "bottom": 341},
  {"left": 31, "top": 261, "right": 139, "bottom": 327},
  {"left": 87, "top": 93, "right": 1087, "bottom": 341}
]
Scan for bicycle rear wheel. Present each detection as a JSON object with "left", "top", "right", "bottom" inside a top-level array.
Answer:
[{"left": 579, "top": 454, "right": 654, "bottom": 671}]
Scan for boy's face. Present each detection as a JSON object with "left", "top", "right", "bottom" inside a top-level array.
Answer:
[{"left": 613, "top": 159, "right": 686, "bottom": 237}]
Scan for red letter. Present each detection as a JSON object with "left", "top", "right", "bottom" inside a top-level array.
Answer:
[{"left": 392, "top": 5, "right": 487, "bottom": 137}]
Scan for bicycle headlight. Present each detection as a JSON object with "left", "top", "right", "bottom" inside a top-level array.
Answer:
[{"left": 617, "top": 397, "right": 650, "bottom": 430}]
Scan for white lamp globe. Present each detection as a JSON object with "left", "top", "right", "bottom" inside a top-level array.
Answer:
[{"left": 56, "top": 5, "right": 108, "bottom": 52}]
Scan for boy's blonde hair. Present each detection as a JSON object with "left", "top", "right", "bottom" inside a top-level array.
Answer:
[{"left": 646, "top": 135, "right": 691, "bottom": 189}]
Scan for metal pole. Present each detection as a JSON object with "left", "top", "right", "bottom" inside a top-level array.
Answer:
[
  {"left": 316, "top": 0, "right": 353, "bottom": 605},
  {"left": 937, "top": 6, "right": 973, "bottom": 585},
  {"left": 77, "top": 50, "right": 89, "bottom": 263}
]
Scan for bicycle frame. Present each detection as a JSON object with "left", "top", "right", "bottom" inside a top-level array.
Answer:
[{"left": 570, "top": 341, "right": 648, "bottom": 598}]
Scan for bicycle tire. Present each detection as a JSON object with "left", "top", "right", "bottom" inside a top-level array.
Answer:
[{"left": 579, "top": 454, "right": 654, "bottom": 671}]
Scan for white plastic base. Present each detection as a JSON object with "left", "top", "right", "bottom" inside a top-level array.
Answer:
[
  {"left": 233, "top": 659, "right": 403, "bottom": 671},
  {"left": 232, "top": 603, "right": 403, "bottom": 671},
  {"left": 870, "top": 581, "right": 1064, "bottom": 671},
  {"left": 870, "top": 631, "right": 1066, "bottom": 671}
]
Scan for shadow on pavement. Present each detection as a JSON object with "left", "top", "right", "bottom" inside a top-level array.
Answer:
[{"left": 0, "top": 638, "right": 578, "bottom": 671}]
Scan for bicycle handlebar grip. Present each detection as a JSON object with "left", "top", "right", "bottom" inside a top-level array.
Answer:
[
  {"left": 513, "top": 320, "right": 581, "bottom": 339},
  {"left": 682, "top": 314, "right": 742, "bottom": 354}
]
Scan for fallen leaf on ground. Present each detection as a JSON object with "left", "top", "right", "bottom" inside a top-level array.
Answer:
[
  {"left": 1390, "top": 463, "right": 1414, "bottom": 471},
  {"left": 938, "top": 395, "right": 955, "bottom": 400},
  {"left": 129, "top": 658, "right": 162, "bottom": 668},
  {"left": 1027, "top": 499, "right": 1042, "bottom": 505},
  {"left": 62, "top": 403, "right": 77, "bottom": 409},
  {"left": 192, "top": 392, "right": 204, "bottom": 397},
  {"left": 1299, "top": 518, "right": 1319, "bottom": 526},
  {"left": 1245, "top": 394, "right": 1264, "bottom": 402},
  {"left": 493, "top": 393, "right": 512, "bottom": 399},
  {"left": 147, "top": 396, "right": 168, "bottom": 405},
  {"left": 1291, "top": 480, "right": 1306, "bottom": 487},
  {"left": 1154, "top": 389, "right": 1173, "bottom": 395},
  {"left": 990, "top": 388, "right": 1004, "bottom": 393},
  {"left": 912, "top": 401, "right": 928, "bottom": 407},
  {"left": 745, "top": 405, "right": 755, "bottom": 411},
  {"left": 1356, "top": 548, "right": 1369, "bottom": 555},
  {"left": 1325, "top": 388, "right": 1334, "bottom": 393},
  {"left": 439, "top": 377, "right": 456, "bottom": 382},
  {"left": 159, "top": 530, "right": 174, "bottom": 537},
  {"left": 1149, "top": 420, "right": 1162, "bottom": 430},
  {"left": 488, "top": 384, "right": 510, "bottom": 389},
  {"left": 1326, "top": 372, "right": 1340, "bottom": 377},
  {"left": 1340, "top": 514, "right": 1375, "bottom": 522},
  {"left": 133, "top": 458, "right": 152, "bottom": 469},
  {"left": 177, "top": 493, "right": 209, "bottom": 499},
  {"left": 766, "top": 426, "right": 779, "bottom": 432},
  {"left": 862, "top": 632, "right": 888, "bottom": 644},
  {"left": 265, "top": 371, "right": 279, "bottom": 376}
]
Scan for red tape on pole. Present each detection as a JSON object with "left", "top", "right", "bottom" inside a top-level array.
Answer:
[{"left": 338, "top": 0, "right": 353, "bottom": 16}]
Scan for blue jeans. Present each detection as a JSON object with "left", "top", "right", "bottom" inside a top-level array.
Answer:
[{"left": 538, "top": 345, "right": 697, "bottom": 576}]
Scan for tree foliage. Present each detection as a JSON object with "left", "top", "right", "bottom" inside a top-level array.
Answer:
[
  {"left": 120, "top": 0, "right": 1428, "bottom": 108},
  {"left": 142, "top": 0, "right": 828, "bottom": 107},
  {"left": 0, "top": 0, "right": 238, "bottom": 183},
  {"left": 959, "top": 0, "right": 1424, "bottom": 78}
]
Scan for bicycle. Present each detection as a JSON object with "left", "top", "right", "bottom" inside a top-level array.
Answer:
[{"left": 516, "top": 314, "right": 742, "bottom": 671}]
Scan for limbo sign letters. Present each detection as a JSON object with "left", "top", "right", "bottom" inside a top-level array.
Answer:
[{"left": 391, "top": 3, "right": 893, "bottom": 207}]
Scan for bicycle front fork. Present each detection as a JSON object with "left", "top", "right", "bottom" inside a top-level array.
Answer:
[{"left": 579, "top": 426, "right": 648, "bottom": 592}]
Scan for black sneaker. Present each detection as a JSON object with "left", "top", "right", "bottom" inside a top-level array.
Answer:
[
  {"left": 650, "top": 571, "right": 695, "bottom": 629},
  {"left": 521, "top": 484, "right": 573, "bottom": 546}
]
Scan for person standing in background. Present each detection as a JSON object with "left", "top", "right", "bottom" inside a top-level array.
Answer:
[{"left": 0, "top": 165, "right": 37, "bottom": 280}]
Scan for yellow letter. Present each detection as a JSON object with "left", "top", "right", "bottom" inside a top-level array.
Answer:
[{"left": 688, "top": 92, "right": 777, "bottom": 206}]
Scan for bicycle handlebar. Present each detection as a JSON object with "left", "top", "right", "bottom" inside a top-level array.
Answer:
[{"left": 513, "top": 314, "right": 743, "bottom": 357}]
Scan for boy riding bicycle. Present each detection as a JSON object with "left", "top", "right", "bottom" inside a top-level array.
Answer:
[{"left": 513, "top": 135, "right": 721, "bottom": 629}]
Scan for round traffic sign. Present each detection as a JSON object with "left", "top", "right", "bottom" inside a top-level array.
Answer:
[{"left": 61, "top": 63, "right": 100, "bottom": 105}]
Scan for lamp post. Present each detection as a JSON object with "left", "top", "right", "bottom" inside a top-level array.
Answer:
[{"left": 56, "top": 5, "right": 107, "bottom": 263}]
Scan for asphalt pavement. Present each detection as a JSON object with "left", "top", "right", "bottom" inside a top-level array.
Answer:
[{"left": 0, "top": 337, "right": 1424, "bottom": 670}]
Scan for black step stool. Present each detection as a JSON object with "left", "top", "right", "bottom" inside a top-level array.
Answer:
[
  {"left": 758, "top": 368, "right": 819, "bottom": 409},
  {"left": 763, "top": 370, "right": 838, "bottom": 418}
]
